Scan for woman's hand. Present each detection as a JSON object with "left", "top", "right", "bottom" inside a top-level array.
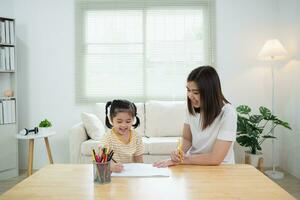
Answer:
[
  {"left": 110, "top": 163, "right": 124, "bottom": 173},
  {"left": 153, "top": 149, "right": 186, "bottom": 168},
  {"left": 153, "top": 159, "right": 178, "bottom": 168},
  {"left": 170, "top": 150, "right": 184, "bottom": 163}
]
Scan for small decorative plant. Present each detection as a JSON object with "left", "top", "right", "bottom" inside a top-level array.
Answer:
[
  {"left": 236, "top": 105, "right": 291, "bottom": 155},
  {"left": 39, "top": 119, "right": 52, "bottom": 128}
]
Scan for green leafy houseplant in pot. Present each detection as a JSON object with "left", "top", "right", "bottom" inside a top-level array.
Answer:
[
  {"left": 236, "top": 105, "right": 291, "bottom": 168},
  {"left": 38, "top": 119, "right": 52, "bottom": 133}
]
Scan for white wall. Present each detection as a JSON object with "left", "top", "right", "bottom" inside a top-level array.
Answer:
[
  {"left": 14, "top": 0, "right": 93, "bottom": 169},
  {"left": 277, "top": 0, "right": 300, "bottom": 178},
  {"left": 0, "top": 0, "right": 14, "bottom": 17},
  {"left": 216, "top": 0, "right": 278, "bottom": 166},
  {"left": 12, "top": 0, "right": 298, "bottom": 177}
]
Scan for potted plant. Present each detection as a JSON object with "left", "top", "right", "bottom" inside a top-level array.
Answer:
[
  {"left": 236, "top": 105, "right": 291, "bottom": 168},
  {"left": 38, "top": 119, "right": 52, "bottom": 133}
]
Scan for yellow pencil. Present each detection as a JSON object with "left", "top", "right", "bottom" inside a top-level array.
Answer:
[
  {"left": 92, "top": 149, "right": 97, "bottom": 162},
  {"left": 177, "top": 138, "right": 183, "bottom": 162}
]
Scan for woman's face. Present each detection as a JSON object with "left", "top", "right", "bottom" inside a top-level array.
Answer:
[
  {"left": 187, "top": 81, "right": 201, "bottom": 108},
  {"left": 111, "top": 112, "right": 133, "bottom": 136}
]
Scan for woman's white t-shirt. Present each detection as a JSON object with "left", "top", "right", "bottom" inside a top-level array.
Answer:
[{"left": 185, "top": 104, "right": 237, "bottom": 164}]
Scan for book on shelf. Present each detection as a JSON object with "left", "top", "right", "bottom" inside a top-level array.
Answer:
[
  {"left": 0, "top": 99, "right": 16, "bottom": 124},
  {"left": 0, "top": 21, "right": 5, "bottom": 44},
  {"left": 9, "top": 21, "right": 14, "bottom": 44},
  {"left": 0, "top": 19, "right": 14, "bottom": 45},
  {"left": 0, "top": 46, "right": 14, "bottom": 71},
  {"left": 10, "top": 47, "right": 14, "bottom": 70},
  {"left": 0, "top": 102, "right": 3, "bottom": 124},
  {"left": 0, "top": 47, "right": 5, "bottom": 70},
  {"left": 5, "top": 46, "right": 10, "bottom": 70},
  {"left": 5, "top": 20, "right": 10, "bottom": 44},
  {"left": 2, "top": 100, "right": 10, "bottom": 124},
  {"left": 11, "top": 99, "right": 15, "bottom": 123}
]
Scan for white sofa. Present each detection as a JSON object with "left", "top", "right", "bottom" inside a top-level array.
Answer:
[{"left": 69, "top": 101, "right": 186, "bottom": 164}]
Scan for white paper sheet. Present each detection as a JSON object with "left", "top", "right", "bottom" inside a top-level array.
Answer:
[{"left": 111, "top": 163, "right": 170, "bottom": 177}]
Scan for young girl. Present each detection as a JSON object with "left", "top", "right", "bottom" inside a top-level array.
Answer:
[
  {"left": 154, "top": 66, "right": 237, "bottom": 167},
  {"left": 100, "top": 99, "right": 144, "bottom": 172}
]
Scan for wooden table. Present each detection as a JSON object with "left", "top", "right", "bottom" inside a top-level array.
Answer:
[
  {"left": 15, "top": 131, "right": 55, "bottom": 176},
  {"left": 0, "top": 164, "right": 295, "bottom": 200}
]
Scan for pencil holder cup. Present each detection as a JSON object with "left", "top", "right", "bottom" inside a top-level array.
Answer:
[{"left": 93, "top": 161, "right": 111, "bottom": 184}]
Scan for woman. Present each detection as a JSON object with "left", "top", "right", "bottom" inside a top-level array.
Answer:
[{"left": 154, "top": 66, "right": 237, "bottom": 167}]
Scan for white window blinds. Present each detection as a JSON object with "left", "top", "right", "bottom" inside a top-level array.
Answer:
[{"left": 76, "top": 0, "right": 215, "bottom": 102}]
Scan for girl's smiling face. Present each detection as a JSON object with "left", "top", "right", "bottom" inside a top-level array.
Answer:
[{"left": 111, "top": 112, "right": 134, "bottom": 135}]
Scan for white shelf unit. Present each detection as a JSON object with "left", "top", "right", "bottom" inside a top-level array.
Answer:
[{"left": 0, "top": 16, "right": 18, "bottom": 180}]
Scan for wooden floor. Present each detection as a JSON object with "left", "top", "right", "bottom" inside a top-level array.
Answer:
[
  {"left": 0, "top": 170, "right": 28, "bottom": 195},
  {"left": 273, "top": 172, "right": 300, "bottom": 199},
  {"left": 0, "top": 168, "right": 300, "bottom": 199}
]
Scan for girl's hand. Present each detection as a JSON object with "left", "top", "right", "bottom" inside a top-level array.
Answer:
[
  {"left": 170, "top": 149, "right": 184, "bottom": 163},
  {"left": 153, "top": 159, "right": 178, "bottom": 168},
  {"left": 111, "top": 163, "right": 124, "bottom": 173}
]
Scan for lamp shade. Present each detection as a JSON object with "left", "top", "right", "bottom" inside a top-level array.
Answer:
[{"left": 258, "top": 39, "right": 288, "bottom": 61}]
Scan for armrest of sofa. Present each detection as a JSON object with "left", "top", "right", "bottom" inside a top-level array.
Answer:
[{"left": 69, "top": 122, "right": 88, "bottom": 163}]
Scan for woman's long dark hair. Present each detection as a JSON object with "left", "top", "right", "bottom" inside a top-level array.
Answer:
[
  {"left": 105, "top": 99, "right": 140, "bottom": 129},
  {"left": 187, "top": 66, "right": 229, "bottom": 129}
]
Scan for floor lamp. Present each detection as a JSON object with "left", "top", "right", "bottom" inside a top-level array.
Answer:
[{"left": 258, "top": 39, "right": 288, "bottom": 179}]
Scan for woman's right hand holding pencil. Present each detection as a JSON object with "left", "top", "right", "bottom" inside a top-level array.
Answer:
[
  {"left": 170, "top": 149, "right": 184, "bottom": 163},
  {"left": 153, "top": 138, "right": 185, "bottom": 168},
  {"left": 171, "top": 138, "right": 184, "bottom": 163}
]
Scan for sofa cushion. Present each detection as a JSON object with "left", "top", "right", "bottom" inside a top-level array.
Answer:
[
  {"left": 81, "top": 139, "right": 102, "bottom": 156},
  {"left": 81, "top": 112, "right": 105, "bottom": 140},
  {"left": 95, "top": 102, "right": 145, "bottom": 136},
  {"left": 142, "top": 137, "right": 179, "bottom": 155},
  {"left": 145, "top": 101, "right": 186, "bottom": 137}
]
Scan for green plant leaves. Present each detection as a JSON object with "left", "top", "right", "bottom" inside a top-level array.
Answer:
[
  {"left": 236, "top": 134, "right": 261, "bottom": 154},
  {"left": 39, "top": 119, "right": 52, "bottom": 128},
  {"left": 236, "top": 104, "right": 292, "bottom": 154},
  {"left": 273, "top": 119, "right": 292, "bottom": 129},
  {"left": 237, "top": 116, "right": 262, "bottom": 135},
  {"left": 259, "top": 106, "right": 271, "bottom": 119},
  {"left": 236, "top": 135, "right": 254, "bottom": 147},
  {"left": 237, "top": 115, "right": 248, "bottom": 133},
  {"left": 249, "top": 115, "right": 263, "bottom": 123},
  {"left": 236, "top": 105, "right": 251, "bottom": 114}
]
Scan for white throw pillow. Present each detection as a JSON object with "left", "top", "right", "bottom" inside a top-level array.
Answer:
[{"left": 81, "top": 112, "right": 105, "bottom": 140}]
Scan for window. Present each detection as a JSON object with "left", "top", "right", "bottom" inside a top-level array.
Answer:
[{"left": 76, "top": 0, "right": 215, "bottom": 102}]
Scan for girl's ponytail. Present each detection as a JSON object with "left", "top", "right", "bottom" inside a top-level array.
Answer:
[
  {"left": 105, "top": 101, "right": 113, "bottom": 129},
  {"left": 133, "top": 116, "right": 140, "bottom": 129},
  {"left": 131, "top": 103, "right": 140, "bottom": 129}
]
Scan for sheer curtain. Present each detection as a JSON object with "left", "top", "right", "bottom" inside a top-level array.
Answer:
[{"left": 76, "top": 0, "right": 215, "bottom": 102}]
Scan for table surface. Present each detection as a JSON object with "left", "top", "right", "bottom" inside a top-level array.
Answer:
[
  {"left": 0, "top": 164, "right": 295, "bottom": 200},
  {"left": 15, "top": 130, "right": 56, "bottom": 140}
]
